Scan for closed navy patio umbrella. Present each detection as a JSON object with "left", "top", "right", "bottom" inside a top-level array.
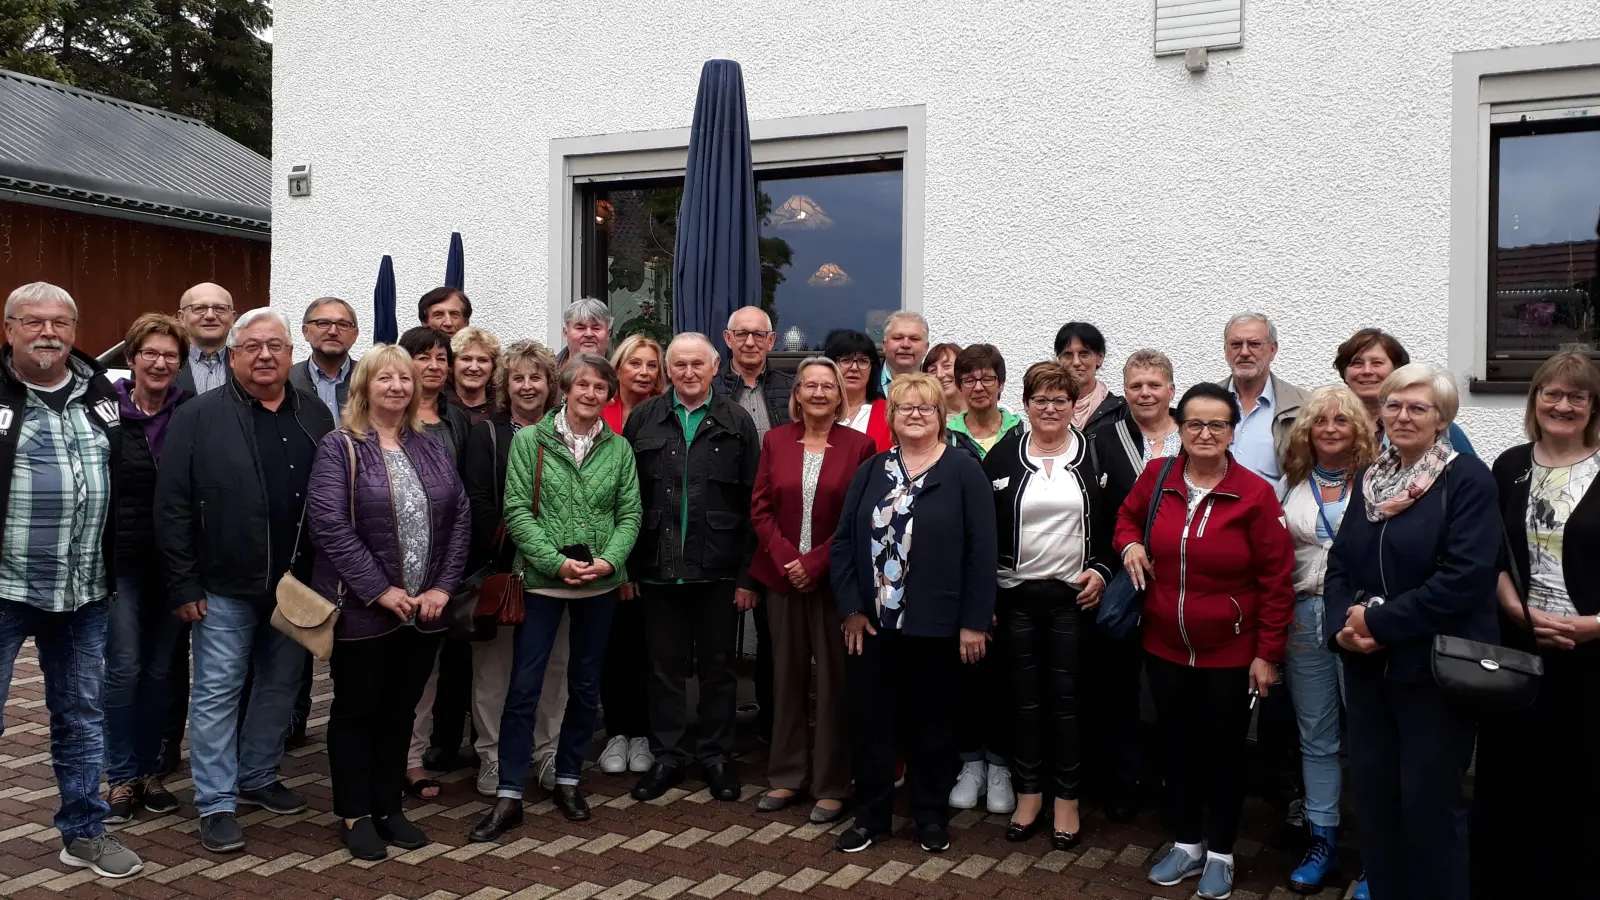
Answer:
[
  {"left": 373, "top": 255, "right": 398, "bottom": 344},
  {"left": 445, "top": 232, "right": 465, "bottom": 291},
  {"left": 673, "top": 59, "right": 759, "bottom": 354}
]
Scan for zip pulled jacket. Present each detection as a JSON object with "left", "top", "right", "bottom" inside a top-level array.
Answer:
[{"left": 1113, "top": 450, "right": 1295, "bottom": 668}]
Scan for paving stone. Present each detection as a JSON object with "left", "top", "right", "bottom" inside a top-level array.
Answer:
[
  {"left": 443, "top": 800, "right": 491, "bottom": 820},
  {"left": 397, "top": 843, "right": 455, "bottom": 864},
  {"left": 595, "top": 882, "right": 650, "bottom": 900},
  {"left": 1073, "top": 847, "right": 1115, "bottom": 870},
  {"left": 909, "top": 858, "right": 954, "bottom": 882},
  {"left": 622, "top": 829, "right": 672, "bottom": 852},
  {"left": 0, "top": 823, "right": 45, "bottom": 842},
  {"left": 578, "top": 832, "right": 628, "bottom": 854},
  {"left": 865, "top": 861, "right": 915, "bottom": 886},
  {"left": 688, "top": 874, "right": 744, "bottom": 898},
  {"left": 995, "top": 852, "right": 1036, "bottom": 876},
  {"left": 706, "top": 825, "right": 753, "bottom": 847},
  {"left": 446, "top": 842, "right": 500, "bottom": 862},
  {"left": 1034, "top": 850, "right": 1079, "bottom": 872},
  {"left": 297, "top": 850, "right": 349, "bottom": 873},
  {"left": 40, "top": 870, "right": 99, "bottom": 892},
  {"left": 603, "top": 794, "right": 639, "bottom": 810},
  {"left": 1115, "top": 844, "right": 1156, "bottom": 868},
  {"left": 783, "top": 821, "right": 832, "bottom": 842},
  {"left": 643, "top": 877, "right": 698, "bottom": 900},
  {"left": 202, "top": 855, "right": 266, "bottom": 879},
  {"left": 148, "top": 858, "right": 214, "bottom": 883},
  {"left": 746, "top": 823, "right": 792, "bottom": 845},
  {"left": 549, "top": 884, "right": 603, "bottom": 900},
  {"left": 776, "top": 868, "right": 829, "bottom": 893},
  {"left": 492, "top": 837, "right": 546, "bottom": 859},
  {"left": 732, "top": 871, "right": 786, "bottom": 896},
  {"left": 250, "top": 852, "right": 313, "bottom": 876},
  {"left": 0, "top": 869, "right": 60, "bottom": 896},
  {"left": 645, "top": 788, "right": 689, "bottom": 807},
  {"left": 535, "top": 834, "right": 588, "bottom": 856},
  {"left": 665, "top": 827, "right": 713, "bottom": 848},
  {"left": 461, "top": 889, "right": 512, "bottom": 900},
  {"left": 823, "top": 864, "right": 873, "bottom": 889},
  {"left": 505, "top": 887, "right": 557, "bottom": 900},
  {"left": 950, "top": 855, "right": 996, "bottom": 878}
]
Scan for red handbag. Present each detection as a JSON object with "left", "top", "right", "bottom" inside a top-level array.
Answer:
[{"left": 473, "top": 442, "right": 541, "bottom": 625}]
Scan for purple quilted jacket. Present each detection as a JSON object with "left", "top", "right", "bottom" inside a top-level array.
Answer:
[{"left": 306, "top": 427, "right": 471, "bottom": 640}]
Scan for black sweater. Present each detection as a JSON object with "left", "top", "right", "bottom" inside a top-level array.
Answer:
[{"left": 1493, "top": 442, "right": 1600, "bottom": 619}]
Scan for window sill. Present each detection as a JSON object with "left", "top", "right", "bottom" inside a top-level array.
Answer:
[{"left": 1467, "top": 378, "right": 1530, "bottom": 395}]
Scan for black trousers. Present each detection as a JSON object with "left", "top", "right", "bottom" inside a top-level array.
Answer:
[
  {"left": 1146, "top": 653, "right": 1252, "bottom": 853},
  {"left": 752, "top": 595, "right": 773, "bottom": 742},
  {"left": 427, "top": 637, "right": 474, "bottom": 756},
  {"left": 643, "top": 581, "right": 740, "bottom": 767},
  {"left": 290, "top": 653, "right": 314, "bottom": 737},
  {"left": 954, "top": 632, "right": 1009, "bottom": 764},
  {"left": 1079, "top": 621, "right": 1143, "bottom": 805},
  {"left": 159, "top": 626, "right": 190, "bottom": 772},
  {"left": 846, "top": 629, "right": 960, "bottom": 834},
  {"left": 601, "top": 593, "right": 651, "bottom": 738},
  {"left": 1472, "top": 648, "right": 1600, "bottom": 900},
  {"left": 1345, "top": 663, "right": 1474, "bottom": 900},
  {"left": 999, "top": 581, "right": 1082, "bottom": 798},
  {"left": 328, "top": 627, "right": 441, "bottom": 819}
]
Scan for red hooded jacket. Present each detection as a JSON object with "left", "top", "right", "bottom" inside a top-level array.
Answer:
[{"left": 1113, "top": 451, "right": 1294, "bottom": 669}]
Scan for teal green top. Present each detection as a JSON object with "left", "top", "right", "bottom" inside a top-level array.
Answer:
[{"left": 945, "top": 407, "right": 1022, "bottom": 459}]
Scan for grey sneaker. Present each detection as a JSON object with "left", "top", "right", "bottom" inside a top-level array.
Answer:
[
  {"left": 599, "top": 736, "right": 629, "bottom": 775},
  {"left": 237, "top": 782, "right": 307, "bottom": 815},
  {"left": 476, "top": 760, "right": 500, "bottom": 798},
  {"left": 627, "top": 737, "right": 654, "bottom": 774},
  {"left": 200, "top": 812, "right": 246, "bottom": 853},
  {"left": 535, "top": 753, "right": 557, "bottom": 791},
  {"left": 1196, "top": 857, "right": 1234, "bottom": 899},
  {"left": 1147, "top": 846, "right": 1205, "bottom": 886},
  {"left": 61, "top": 834, "right": 144, "bottom": 878}
]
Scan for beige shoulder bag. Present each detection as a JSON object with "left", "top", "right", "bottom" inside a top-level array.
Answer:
[{"left": 271, "top": 433, "right": 355, "bottom": 660}]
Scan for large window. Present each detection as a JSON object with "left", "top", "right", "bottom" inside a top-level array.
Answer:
[
  {"left": 1484, "top": 108, "right": 1600, "bottom": 379},
  {"left": 578, "top": 160, "right": 904, "bottom": 351}
]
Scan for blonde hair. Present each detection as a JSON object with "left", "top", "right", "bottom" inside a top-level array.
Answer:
[
  {"left": 1122, "top": 349, "right": 1174, "bottom": 385},
  {"left": 1282, "top": 385, "right": 1378, "bottom": 487},
  {"left": 1379, "top": 363, "right": 1460, "bottom": 426},
  {"left": 451, "top": 326, "right": 501, "bottom": 362},
  {"left": 609, "top": 334, "right": 666, "bottom": 398},
  {"left": 494, "top": 340, "right": 558, "bottom": 413},
  {"left": 886, "top": 372, "right": 947, "bottom": 444},
  {"left": 790, "top": 357, "right": 847, "bottom": 422},
  {"left": 341, "top": 344, "right": 424, "bottom": 438}
]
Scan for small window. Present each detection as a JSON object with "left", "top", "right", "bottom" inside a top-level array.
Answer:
[
  {"left": 1484, "top": 105, "right": 1600, "bottom": 381},
  {"left": 579, "top": 159, "right": 904, "bottom": 351}
]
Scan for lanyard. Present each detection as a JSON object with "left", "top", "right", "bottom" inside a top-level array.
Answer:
[{"left": 1310, "top": 480, "right": 1344, "bottom": 542}]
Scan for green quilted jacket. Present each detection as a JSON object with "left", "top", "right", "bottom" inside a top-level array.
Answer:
[{"left": 503, "top": 409, "right": 642, "bottom": 592}]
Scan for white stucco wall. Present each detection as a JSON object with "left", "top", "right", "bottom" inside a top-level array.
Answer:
[{"left": 271, "top": 0, "right": 1600, "bottom": 460}]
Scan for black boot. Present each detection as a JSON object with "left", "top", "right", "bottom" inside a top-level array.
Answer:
[
  {"left": 553, "top": 785, "right": 591, "bottom": 822},
  {"left": 704, "top": 762, "right": 741, "bottom": 802},
  {"left": 631, "top": 763, "right": 684, "bottom": 801},
  {"left": 469, "top": 798, "right": 524, "bottom": 843}
]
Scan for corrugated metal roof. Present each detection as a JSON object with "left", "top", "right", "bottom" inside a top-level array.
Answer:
[{"left": 0, "top": 68, "right": 269, "bottom": 234}]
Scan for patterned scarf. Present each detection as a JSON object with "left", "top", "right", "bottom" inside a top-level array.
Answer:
[
  {"left": 1362, "top": 434, "right": 1454, "bottom": 522},
  {"left": 1072, "top": 380, "right": 1111, "bottom": 429},
  {"left": 555, "top": 409, "right": 602, "bottom": 467}
]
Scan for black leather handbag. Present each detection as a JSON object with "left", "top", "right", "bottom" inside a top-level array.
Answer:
[
  {"left": 1097, "top": 456, "right": 1178, "bottom": 639},
  {"left": 1429, "top": 479, "right": 1543, "bottom": 713}
]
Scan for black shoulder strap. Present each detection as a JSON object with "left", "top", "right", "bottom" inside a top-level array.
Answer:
[{"left": 1144, "top": 455, "right": 1179, "bottom": 545}]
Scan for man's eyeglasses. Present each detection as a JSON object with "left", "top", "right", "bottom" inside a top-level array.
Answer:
[
  {"left": 307, "top": 318, "right": 356, "bottom": 332},
  {"left": 1227, "top": 340, "right": 1268, "bottom": 353},
  {"left": 837, "top": 356, "right": 872, "bottom": 371},
  {"left": 135, "top": 349, "right": 180, "bottom": 365},
  {"left": 6, "top": 316, "right": 76, "bottom": 333},
  {"left": 960, "top": 375, "right": 999, "bottom": 388},
  {"left": 1538, "top": 387, "right": 1593, "bottom": 408},
  {"left": 1380, "top": 400, "right": 1436, "bottom": 419},
  {"left": 1027, "top": 396, "right": 1073, "bottom": 411},
  {"left": 895, "top": 404, "right": 938, "bottom": 418},
  {"left": 182, "top": 304, "right": 233, "bottom": 318},
  {"left": 1181, "top": 419, "right": 1232, "bottom": 436},
  {"left": 728, "top": 329, "right": 773, "bottom": 343},
  {"left": 237, "top": 339, "right": 288, "bottom": 356}
]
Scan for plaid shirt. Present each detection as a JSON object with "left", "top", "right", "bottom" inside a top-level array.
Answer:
[{"left": 0, "top": 374, "right": 112, "bottom": 612}]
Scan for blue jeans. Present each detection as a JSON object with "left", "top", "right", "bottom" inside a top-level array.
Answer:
[
  {"left": 1284, "top": 593, "right": 1344, "bottom": 828},
  {"left": 189, "top": 593, "right": 307, "bottom": 817},
  {"left": 497, "top": 590, "right": 618, "bottom": 798},
  {"left": 103, "top": 577, "right": 186, "bottom": 783},
  {"left": 0, "top": 599, "right": 111, "bottom": 842}
]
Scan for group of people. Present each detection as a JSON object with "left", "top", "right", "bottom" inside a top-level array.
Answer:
[{"left": 0, "top": 279, "right": 1591, "bottom": 900}]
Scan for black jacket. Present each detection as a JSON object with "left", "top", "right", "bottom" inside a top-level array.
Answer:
[
  {"left": 1494, "top": 443, "right": 1600, "bottom": 619},
  {"left": 1082, "top": 392, "right": 1128, "bottom": 441},
  {"left": 116, "top": 387, "right": 192, "bottom": 592},
  {"left": 174, "top": 347, "right": 229, "bottom": 396},
  {"left": 0, "top": 347, "right": 122, "bottom": 591},
  {"left": 830, "top": 446, "right": 997, "bottom": 637},
  {"left": 461, "top": 412, "right": 517, "bottom": 574},
  {"left": 1093, "top": 407, "right": 1180, "bottom": 518},
  {"left": 984, "top": 425, "right": 1115, "bottom": 586},
  {"left": 155, "top": 379, "right": 336, "bottom": 608},
  {"left": 431, "top": 392, "right": 473, "bottom": 466},
  {"left": 623, "top": 391, "right": 760, "bottom": 585},
  {"left": 287, "top": 358, "right": 350, "bottom": 420},
  {"left": 715, "top": 364, "right": 793, "bottom": 431}
]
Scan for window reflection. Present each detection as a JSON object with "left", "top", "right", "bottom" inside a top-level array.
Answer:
[{"left": 1490, "top": 120, "right": 1600, "bottom": 359}]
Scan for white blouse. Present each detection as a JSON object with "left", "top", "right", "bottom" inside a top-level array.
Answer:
[{"left": 999, "top": 436, "right": 1087, "bottom": 588}]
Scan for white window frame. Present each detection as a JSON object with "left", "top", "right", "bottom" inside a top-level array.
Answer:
[
  {"left": 544, "top": 105, "right": 926, "bottom": 347},
  {"left": 1449, "top": 38, "right": 1600, "bottom": 401}
]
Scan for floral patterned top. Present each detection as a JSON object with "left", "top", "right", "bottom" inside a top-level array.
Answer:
[
  {"left": 1526, "top": 450, "right": 1600, "bottom": 615},
  {"left": 385, "top": 447, "right": 432, "bottom": 597},
  {"left": 869, "top": 449, "right": 930, "bottom": 630},
  {"left": 797, "top": 450, "right": 825, "bottom": 554}
]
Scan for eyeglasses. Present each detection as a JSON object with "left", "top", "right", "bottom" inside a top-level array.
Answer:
[
  {"left": 1227, "top": 340, "right": 1269, "bottom": 353},
  {"left": 1027, "top": 396, "right": 1073, "bottom": 411},
  {"left": 959, "top": 375, "right": 999, "bottom": 388},
  {"left": 135, "top": 349, "right": 180, "bottom": 364},
  {"left": 237, "top": 339, "right": 289, "bottom": 356},
  {"left": 5, "top": 316, "right": 76, "bottom": 333},
  {"left": 800, "top": 381, "right": 839, "bottom": 393},
  {"left": 1538, "top": 387, "right": 1593, "bottom": 407},
  {"left": 307, "top": 318, "right": 356, "bottom": 332},
  {"left": 894, "top": 404, "right": 938, "bottom": 418},
  {"left": 837, "top": 356, "right": 872, "bottom": 371},
  {"left": 181, "top": 304, "right": 232, "bottom": 317},
  {"left": 728, "top": 329, "right": 773, "bottom": 343},
  {"left": 1181, "top": 419, "right": 1232, "bottom": 436},
  {"left": 1058, "top": 350, "right": 1098, "bottom": 362},
  {"left": 1380, "top": 400, "right": 1436, "bottom": 419}
]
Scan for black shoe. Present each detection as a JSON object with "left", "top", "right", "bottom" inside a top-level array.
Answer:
[
  {"left": 199, "top": 812, "right": 246, "bottom": 853},
  {"left": 834, "top": 826, "right": 886, "bottom": 853},
  {"left": 1005, "top": 816, "right": 1046, "bottom": 843},
  {"left": 141, "top": 777, "right": 180, "bottom": 815},
  {"left": 284, "top": 729, "right": 310, "bottom": 751},
  {"left": 631, "top": 763, "right": 684, "bottom": 801},
  {"left": 1051, "top": 830, "right": 1081, "bottom": 852},
  {"left": 341, "top": 817, "right": 387, "bottom": 861},
  {"left": 703, "top": 763, "right": 741, "bottom": 802},
  {"left": 918, "top": 822, "right": 950, "bottom": 853},
  {"left": 1105, "top": 781, "right": 1139, "bottom": 824},
  {"left": 105, "top": 782, "right": 139, "bottom": 825},
  {"left": 374, "top": 812, "right": 428, "bottom": 850},
  {"left": 422, "top": 745, "right": 467, "bottom": 773},
  {"left": 238, "top": 782, "right": 308, "bottom": 815},
  {"left": 553, "top": 785, "right": 591, "bottom": 822},
  {"left": 469, "top": 798, "right": 524, "bottom": 843}
]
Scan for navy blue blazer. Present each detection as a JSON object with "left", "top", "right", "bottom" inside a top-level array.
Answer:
[
  {"left": 830, "top": 446, "right": 998, "bottom": 638},
  {"left": 1324, "top": 453, "right": 1502, "bottom": 682}
]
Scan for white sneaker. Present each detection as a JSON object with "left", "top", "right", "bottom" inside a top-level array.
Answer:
[
  {"left": 949, "top": 760, "right": 985, "bottom": 809},
  {"left": 986, "top": 764, "right": 1016, "bottom": 815},
  {"left": 600, "top": 736, "right": 629, "bottom": 775},
  {"left": 627, "top": 737, "right": 655, "bottom": 774},
  {"left": 535, "top": 753, "right": 557, "bottom": 791},
  {"left": 476, "top": 759, "right": 500, "bottom": 797}
]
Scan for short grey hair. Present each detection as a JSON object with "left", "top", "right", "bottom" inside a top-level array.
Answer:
[
  {"left": 666, "top": 332, "right": 716, "bottom": 364},
  {"left": 564, "top": 297, "right": 613, "bottom": 328},
  {"left": 1223, "top": 312, "right": 1278, "bottom": 344},
  {"left": 883, "top": 309, "right": 929, "bottom": 337},
  {"left": 228, "top": 307, "right": 292, "bottom": 347},
  {"left": 6, "top": 282, "right": 78, "bottom": 319},
  {"left": 726, "top": 306, "right": 773, "bottom": 331},
  {"left": 1379, "top": 362, "right": 1460, "bottom": 426},
  {"left": 302, "top": 296, "right": 356, "bottom": 325},
  {"left": 559, "top": 352, "right": 619, "bottom": 400}
]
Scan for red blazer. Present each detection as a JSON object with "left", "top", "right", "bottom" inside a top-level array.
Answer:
[
  {"left": 1113, "top": 450, "right": 1294, "bottom": 669},
  {"left": 601, "top": 397, "right": 625, "bottom": 433},
  {"left": 750, "top": 422, "right": 878, "bottom": 595},
  {"left": 860, "top": 399, "right": 892, "bottom": 452}
]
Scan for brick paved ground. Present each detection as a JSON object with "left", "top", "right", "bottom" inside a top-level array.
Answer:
[{"left": 0, "top": 642, "right": 1356, "bottom": 900}]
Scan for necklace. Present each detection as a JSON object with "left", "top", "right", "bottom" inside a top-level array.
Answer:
[
  {"left": 900, "top": 444, "right": 940, "bottom": 476},
  {"left": 1184, "top": 458, "right": 1229, "bottom": 491},
  {"left": 1312, "top": 464, "right": 1347, "bottom": 490},
  {"left": 1030, "top": 434, "right": 1069, "bottom": 455}
]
